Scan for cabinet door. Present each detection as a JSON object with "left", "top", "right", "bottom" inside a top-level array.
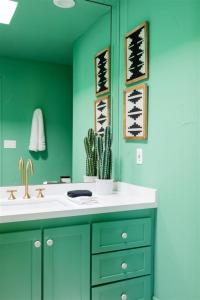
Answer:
[
  {"left": 0, "top": 230, "right": 42, "bottom": 300},
  {"left": 43, "top": 224, "right": 90, "bottom": 300}
]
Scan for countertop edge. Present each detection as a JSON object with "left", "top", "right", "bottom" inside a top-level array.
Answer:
[{"left": 0, "top": 201, "right": 157, "bottom": 224}]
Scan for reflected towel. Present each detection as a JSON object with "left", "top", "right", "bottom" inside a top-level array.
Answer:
[{"left": 29, "top": 108, "right": 46, "bottom": 152}]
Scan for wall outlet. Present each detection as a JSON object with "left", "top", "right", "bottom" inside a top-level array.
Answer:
[
  {"left": 136, "top": 148, "right": 143, "bottom": 164},
  {"left": 4, "top": 140, "right": 16, "bottom": 149}
]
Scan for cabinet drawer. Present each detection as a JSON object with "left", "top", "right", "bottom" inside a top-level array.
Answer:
[
  {"left": 92, "top": 218, "right": 152, "bottom": 253},
  {"left": 92, "top": 247, "right": 151, "bottom": 285},
  {"left": 92, "top": 276, "right": 151, "bottom": 300}
]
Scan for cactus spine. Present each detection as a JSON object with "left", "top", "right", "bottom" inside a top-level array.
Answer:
[
  {"left": 84, "top": 129, "right": 97, "bottom": 176},
  {"left": 96, "top": 126, "right": 112, "bottom": 179}
]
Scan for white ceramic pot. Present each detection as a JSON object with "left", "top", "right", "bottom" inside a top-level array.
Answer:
[
  {"left": 84, "top": 176, "right": 97, "bottom": 183},
  {"left": 95, "top": 179, "right": 114, "bottom": 195}
]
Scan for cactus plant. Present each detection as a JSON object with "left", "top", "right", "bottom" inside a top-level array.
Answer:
[
  {"left": 84, "top": 128, "right": 97, "bottom": 176},
  {"left": 96, "top": 126, "right": 112, "bottom": 180}
]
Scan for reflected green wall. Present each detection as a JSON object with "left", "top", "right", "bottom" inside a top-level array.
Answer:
[
  {"left": 118, "top": 0, "right": 200, "bottom": 299},
  {"left": 0, "top": 57, "right": 72, "bottom": 186},
  {"left": 73, "top": 13, "right": 111, "bottom": 182}
]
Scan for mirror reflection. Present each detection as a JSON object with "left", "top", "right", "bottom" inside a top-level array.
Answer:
[{"left": 0, "top": 0, "right": 111, "bottom": 186}]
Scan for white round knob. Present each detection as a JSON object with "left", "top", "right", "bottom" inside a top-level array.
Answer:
[
  {"left": 34, "top": 241, "right": 41, "bottom": 248},
  {"left": 121, "top": 232, "right": 128, "bottom": 239},
  {"left": 121, "top": 293, "right": 128, "bottom": 300},
  {"left": 47, "top": 239, "right": 54, "bottom": 247},
  {"left": 121, "top": 262, "right": 128, "bottom": 270}
]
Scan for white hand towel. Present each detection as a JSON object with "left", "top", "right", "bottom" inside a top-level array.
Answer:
[
  {"left": 37, "top": 109, "right": 46, "bottom": 151},
  {"left": 29, "top": 108, "right": 46, "bottom": 152}
]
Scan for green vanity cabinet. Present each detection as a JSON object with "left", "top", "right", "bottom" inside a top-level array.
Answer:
[
  {"left": 43, "top": 224, "right": 90, "bottom": 300},
  {"left": 0, "top": 209, "right": 155, "bottom": 300},
  {"left": 0, "top": 230, "right": 42, "bottom": 300}
]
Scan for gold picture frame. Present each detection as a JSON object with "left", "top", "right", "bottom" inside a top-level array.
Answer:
[
  {"left": 124, "top": 84, "right": 148, "bottom": 140},
  {"left": 95, "top": 48, "right": 110, "bottom": 96},
  {"left": 125, "top": 22, "right": 148, "bottom": 85},
  {"left": 95, "top": 96, "right": 110, "bottom": 135}
]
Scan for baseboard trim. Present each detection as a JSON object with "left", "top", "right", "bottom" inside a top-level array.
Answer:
[{"left": 153, "top": 297, "right": 159, "bottom": 300}]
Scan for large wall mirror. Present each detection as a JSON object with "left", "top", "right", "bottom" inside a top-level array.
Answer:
[{"left": 0, "top": 0, "right": 113, "bottom": 186}]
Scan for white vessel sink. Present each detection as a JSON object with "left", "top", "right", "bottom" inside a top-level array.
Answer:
[{"left": 0, "top": 197, "right": 72, "bottom": 215}]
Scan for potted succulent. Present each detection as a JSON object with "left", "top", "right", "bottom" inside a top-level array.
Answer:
[
  {"left": 95, "top": 126, "right": 113, "bottom": 195},
  {"left": 84, "top": 128, "right": 97, "bottom": 183}
]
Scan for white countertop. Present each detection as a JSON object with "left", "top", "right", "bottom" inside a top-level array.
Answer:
[{"left": 0, "top": 182, "right": 157, "bottom": 224}]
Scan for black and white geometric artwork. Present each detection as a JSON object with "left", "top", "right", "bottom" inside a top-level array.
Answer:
[
  {"left": 124, "top": 84, "right": 147, "bottom": 140},
  {"left": 95, "top": 48, "right": 110, "bottom": 96},
  {"left": 125, "top": 22, "right": 148, "bottom": 85},
  {"left": 95, "top": 96, "right": 109, "bottom": 135}
]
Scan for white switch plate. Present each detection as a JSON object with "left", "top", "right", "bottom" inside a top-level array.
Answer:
[
  {"left": 4, "top": 140, "right": 16, "bottom": 149},
  {"left": 136, "top": 148, "right": 143, "bottom": 164}
]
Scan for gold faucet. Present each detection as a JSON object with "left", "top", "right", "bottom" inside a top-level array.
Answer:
[
  {"left": 18, "top": 157, "right": 25, "bottom": 185},
  {"left": 23, "top": 159, "right": 34, "bottom": 199}
]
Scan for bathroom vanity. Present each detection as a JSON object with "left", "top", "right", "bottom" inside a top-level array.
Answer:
[{"left": 0, "top": 182, "right": 157, "bottom": 300}]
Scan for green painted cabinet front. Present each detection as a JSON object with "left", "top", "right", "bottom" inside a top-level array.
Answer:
[
  {"left": 0, "top": 230, "right": 42, "bottom": 300},
  {"left": 92, "top": 218, "right": 152, "bottom": 254},
  {"left": 43, "top": 224, "right": 90, "bottom": 300},
  {"left": 0, "top": 210, "right": 155, "bottom": 300},
  {"left": 92, "top": 276, "right": 151, "bottom": 300},
  {"left": 92, "top": 246, "right": 151, "bottom": 285}
]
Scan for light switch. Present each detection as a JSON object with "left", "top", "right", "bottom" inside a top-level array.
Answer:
[
  {"left": 136, "top": 148, "right": 143, "bottom": 164},
  {"left": 4, "top": 140, "right": 16, "bottom": 149}
]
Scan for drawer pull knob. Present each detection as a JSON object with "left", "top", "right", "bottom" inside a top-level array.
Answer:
[
  {"left": 121, "top": 232, "right": 128, "bottom": 239},
  {"left": 47, "top": 239, "right": 54, "bottom": 247},
  {"left": 34, "top": 241, "right": 41, "bottom": 248},
  {"left": 121, "top": 262, "right": 128, "bottom": 270},
  {"left": 121, "top": 294, "right": 128, "bottom": 300}
]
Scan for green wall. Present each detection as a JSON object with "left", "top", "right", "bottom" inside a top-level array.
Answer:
[
  {"left": 73, "top": 13, "right": 111, "bottom": 182},
  {"left": 0, "top": 57, "right": 72, "bottom": 186},
  {"left": 118, "top": 0, "right": 200, "bottom": 299}
]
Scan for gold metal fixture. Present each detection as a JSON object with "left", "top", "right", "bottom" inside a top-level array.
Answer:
[
  {"left": 36, "top": 188, "right": 45, "bottom": 198},
  {"left": 7, "top": 190, "right": 17, "bottom": 200},
  {"left": 18, "top": 157, "right": 25, "bottom": 185},
  {"left": 23, "top": 159, "right": 34, "bottom": 199}
]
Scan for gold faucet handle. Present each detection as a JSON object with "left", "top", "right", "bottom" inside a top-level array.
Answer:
[
  {"left": 7, "top": 190, "right": 17, "bottom": 200},
  {"left": 36, "top": 188, "right": 45, "bottom": 198}
]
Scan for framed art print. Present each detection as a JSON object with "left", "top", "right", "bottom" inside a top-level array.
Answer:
[
  {"left": 125, "top": 22, "right": 148, "bottom": 85},
  {"left": 95, "top": 96, "right": 109, "bottom": 136},
  {"left": 124, "top": 84, "right": 148, "bottom": 140},
  {"left": 95, "top": 48, "right": 110, "bottom": 96}
]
